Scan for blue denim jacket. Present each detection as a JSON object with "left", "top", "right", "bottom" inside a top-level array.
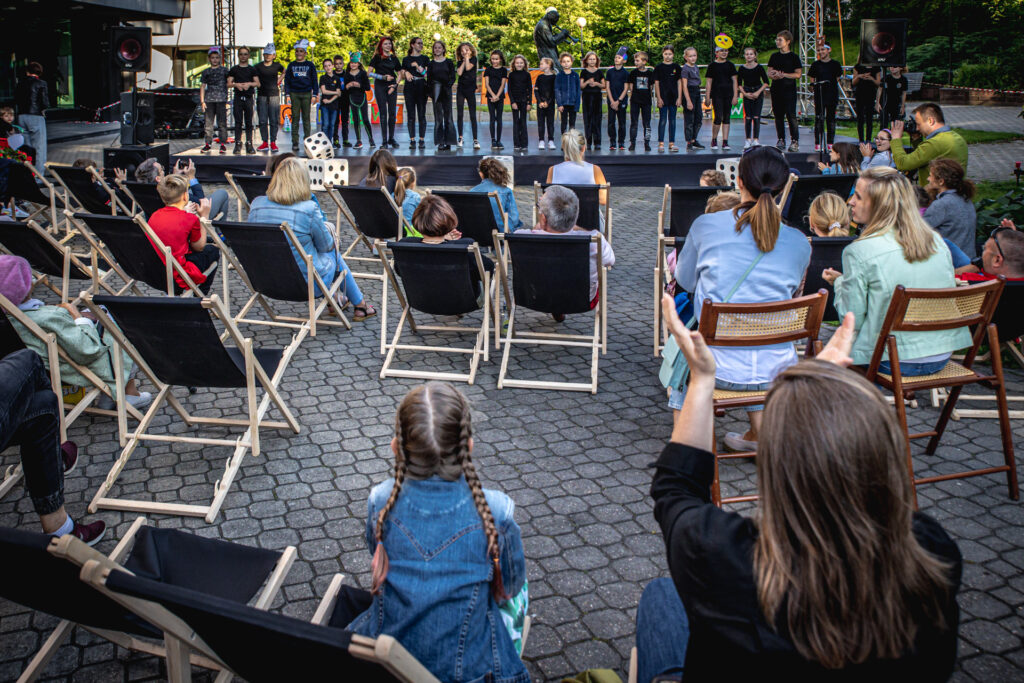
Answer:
[
  {"left": 470, "top": 178, "right": 522, "bottom": 231},
  {"left": 247, "top": 196, "right": 338, "bottom": 295},
  {"left": 554, "top": 69, "right": 581, "bottom": 108},
  {"left": 349, "top": 476, "right": 529, "bottom": 683}
]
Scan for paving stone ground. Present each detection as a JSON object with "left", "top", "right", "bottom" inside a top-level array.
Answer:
[{"left": 1, "top": 145, "right": 1023, "bottom": 682}]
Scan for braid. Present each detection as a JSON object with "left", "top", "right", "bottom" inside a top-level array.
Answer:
[{"left": 370, "top": 414, "right": 408, "bottom": 595}]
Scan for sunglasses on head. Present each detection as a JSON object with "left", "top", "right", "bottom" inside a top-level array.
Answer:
[{"left": 991, "top": 226, "right": 1013, "bottom": 258}]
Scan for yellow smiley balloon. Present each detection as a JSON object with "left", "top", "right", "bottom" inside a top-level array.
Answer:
[{"left": 714, "top": 33, "right": 733, "bottom": 49}]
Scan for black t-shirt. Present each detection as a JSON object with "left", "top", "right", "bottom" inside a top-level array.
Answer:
[
  {"left": 883, "top": 74, "right": 908, "bottom": 110},
  {"left": 402, "top": 55, "right": 429, "bottom": 81},
  {"left": 705, "top": 60, "right": 738, "bottom": 94},
  {"left": 427, "top": 58, "right": 455, "bottom": 88},
  {"left": 508, "top": 70, "right": 532, "bottom": 102},
  {"left": 737, "top": 64, "right": 769, "bottom": 92},
  {"left": 852, "top": 64, "right": 881, "bottom": 98},
  {"left": 253, "top": 62, "right": 283, "bottom": 96},
  {"left": 581, "top": 67, "right": 605, "bottom": 93},
  {"left": 342, "top": 68, "right": 371, "bottom": 95},
  {"left": 227, "top": 64, "right": 258, "bottom": 99},
  {"left": 484, "top": 66, "right": 508, "bottom": 96},
  {"left": 767, "top": 51, "right": 802, "bottom": 91},
  {"left": 653, "top": 62, "right": 682, "bottom": 101},
  {"left": 808, "top": 59, "right": 844, "bottom": 102},
  {"left": 534, "top": 72, "right": 555, "bottom": 105},
  {"left": 369, "top": 54, "right": 401, "bottom": 79},
  {"left": 456, "top": 55, "right": 478, "bottom": 91},
  {"left": 318, "top": 73, "right": 341, "bottom": 106},
  {"left": 606, "top": 66, "right": 630, "bottom": 100},
  {"left": 629, "top": 67, "right": 653, "bottom": 105}
]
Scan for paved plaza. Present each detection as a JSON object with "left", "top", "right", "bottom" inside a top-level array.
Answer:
[{"left": 1, "top": 138, "right": 1023, "bottom": 681}]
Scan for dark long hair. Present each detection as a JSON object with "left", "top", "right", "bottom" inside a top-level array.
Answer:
[{"left": 732, "top": 146, "right": 790, "bottom": 252}]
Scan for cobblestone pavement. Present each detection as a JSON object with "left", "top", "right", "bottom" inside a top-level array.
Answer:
[
  {"left": 963, "top": 141, "right": 1024, "bottom": 183},
  {"left": 942, "top": 105, "right": 1024, "bottom": 134},
  {"left": 2, "top": 175, "right": 1023, "bottom": 682}
]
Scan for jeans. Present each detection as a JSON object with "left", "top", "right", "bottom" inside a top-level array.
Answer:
[
  {"left": 207, "top": 188, "right": 230, "bottom": 222},
  {"left": 511, "top": 101, "right": 529, "bottom": 148},
  {"left": 233, "top": 95, "right": 255, "bottom": 144},
  {"left": 636, "top": 578, "right": 689, "bottom": 683},
  {"left": 203, "top": 101, "right": 228, "bottom": 146},
  {"left": 607, "top": 98, "right": 627, "bottom": 146},
  {"left": 582, "top": 91, "right": 603, "bottom": 146},
  {"left": 488, "top": 101, "right": 505, "bottom": 143},
  {"left": 457, "top": 88, "right": 479, "bottom": 141},
  {"left": 743, "top": 93, "right": 764, "bottom": 139},
  {"left": 257, "top": 95, "right": 280, "bottom": 145},
  {"left": 855, "top": 93, "right": 875, "bottom": 142},
  {"left": 657, "top": 105, "right": 677, "bottom": 143},
  {"left": 669, "top": 377, "right": 772, "bottom": 412},
  {"left": 17, "top": 114, "right": 46, "bottom": 170},
  {"left": 877, "top": 358, "right": 949, "bottom": 377},
  {"left": 374, "top": 81, "right": 398, "bottom": 143},
  {"left": 559, "top": 105, "right": 577, "bottom": 135},
  {"left": 771, "top": 87, "right": 799, "bottom": 141},
  {"left": 0, "top": 350, "right": 64, "bottom": 515},
  {"left": 631, "top": 101, "right": 652, "bottom": 144},
  {"left": 290, "top": 92, "right": 313, "bottom": 150},
  {"left": 327, "top": 252, "right": 364, "bottom": 304},
  {"left": 432, "top": 83, "right": 457, "bottom": 146},
  {"left": 320, "top": 104, "right": 339, "bottom": 144},
  {"left": 536, "top": 104, "right": 555, "bottom": 142},
  {"left": 682, "top": 86, "right": 702, "bottom": 143},
  {"left": 405, "top": 80, "right": 428, "bottom": 140}
]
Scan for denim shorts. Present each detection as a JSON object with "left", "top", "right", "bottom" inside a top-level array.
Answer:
[{"left": 668, "top": 378, "right": 773, "bottom": 411}]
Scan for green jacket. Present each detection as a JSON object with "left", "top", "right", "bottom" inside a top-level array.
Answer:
[
  {"left": 834, "top": 230, "right": 972, "bottom": 365},
  {"left": 891, "top": 128, "right": 968, "bottom": 187},
  {"left": 12, "top": 304, "right": 132, "bottom": 395}
]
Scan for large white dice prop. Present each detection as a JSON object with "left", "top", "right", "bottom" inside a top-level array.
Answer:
[{"left": 303, "top": 131, "right": 334, "bottom": 159}]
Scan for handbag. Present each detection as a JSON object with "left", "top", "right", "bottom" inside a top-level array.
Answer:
[{"left": 659, "top": 250, "right": 766, "bottom": 391}]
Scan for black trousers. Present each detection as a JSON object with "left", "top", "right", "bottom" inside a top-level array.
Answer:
[
  {"left": 683, "top": 86, "right": 702, "bottom": 143},
  {"left": 511, "top": 101, "right": 529, "bottom": 148},
  {"left": 772, "top": 87, "right": 799, "bottom": 141},
  {"left": 182, "top": 244, "right": 220, "bottom": 295},
  {"left": 432, "top": 83, "right": 457, "bottom": 145},
  {"left": 560, "top": 105, "right": 577, "bottom": 135},
  {"left": 607, "top": 99, "right": 627, "bottom": 146},
  {"left": 743, "top": 93, "right": 764, "bottom": 138},
  {"left": 711, "top": 92, "right": 732, "bottom": 125},
  {"left": 880, "top": 103, "right": 902, "bottom": 131},
  {"left": 582, "top": 91, "right": 603, "bottom": 145},
  {"left": 339, "top": 98, "right": 374, "bottom": 144},
  {"left": 630, "top": 100, "right": 652, "bottom": 143},
  {"left": 233, "top": 95, "right": 254, "bottom": 143},
  {"left": 328, "top": 585, "right": 374, "bottom": 628},
  {"left": 537, "top": 103, "right": 555, "bottom": 142},
  {"left": 457, "top": 88, "right": 479, "bottom": 141},
  {"left": 405, "top": 80, "right": 428, "bottom": 140},
  {"left": 813, "top": 95, "right": 838, "bottom": 146},
  {"left": 855, "top": 93, "right": 875, "bottom": 142},
  {"left": 488, "top": 101, "right": 504, "bottom": 143},
  {"left": 374, "top": 81, "right": 398, "bottom": 143}
]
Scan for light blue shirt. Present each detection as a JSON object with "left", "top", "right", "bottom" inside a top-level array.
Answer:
[
  {"left": 247, "top": 196, "right": 337, "bottom": 292},
  {"left": 675, "top": 209, "right": 812, "bottom": 384},
  {"left": 401, "top": 189, "right": 422, "bottom": 225},
  {"left": 470, "top": 178, "right": 522, "bottom": 231},
  {"left": 861, "top": 149, "right": 896, "bottom": 170}
]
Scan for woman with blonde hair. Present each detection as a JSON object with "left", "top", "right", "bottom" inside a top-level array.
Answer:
[
  {"left": 546, "top": 128, "right": 609, "bottom": 211},
  {"left": 807, "top": 191, "right": 850, "bottom": 237},
  {"left": 823, "top": 166, "right": 970, "bottom": 372},
  {"left": 638, "top": 298, "right": 961, "bottom": 682},
  {"left": 248, "top": 157, "right": 376, "bottom": 320}
]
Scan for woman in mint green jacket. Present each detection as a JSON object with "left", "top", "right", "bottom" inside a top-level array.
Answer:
[{"left": 822, "top": 167, "right": 971, "bottom": 371}]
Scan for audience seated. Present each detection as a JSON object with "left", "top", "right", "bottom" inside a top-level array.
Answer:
[
  {"left": 923, "top": 158, "right": 977, "bottom": 258},
  {"left": 823, "top": 166, "right": 971, "bottom": 375},
  {"left": 672, "top": 146, "right": 811, "bottom": 452},
  {"left": 358, "top": 148, "right": 406, "bottom": 207},
  {"left": 0, "top": 105, "right": 38, "bottom": 166},
  {"left": 402, "top": 195, "right": 494, "bottom": 293},
  {"left": 699, "top": 169, "right": 729, "bottom": 188},
  {"left": 547, "top": 129, "right": 609, "bottom": 212},
  {"left": 958, "top": 224, "right": 1024, "bottom": 282},
  {"left": 397, "top": 167, "right": 422, "bottom": 228},
  {"left": 471, "top": 158, "right": 522, "bottom": 231},
  {"left": 817, "top": 141, "right": 861, "bottom": 175},
  {"left": 808, "top": 191, "right": 850, "bottom": 237},
  {"left": 0, "top": 255, "right": 151, "bottom": 409},
  {"left": 334, "top": 382, "right": 530, "bottom": 682},
  {"left": 135, "top": 157, "right": 229, "bottom": 221},
  {"left": 640, "top": 300, "right": 961, "bottom": 681},
  {"left": 859, "top": 128, "right": 896, "bottom": 170},
  {"left": 70, "top": 158, "right": 117, "bottom": 208},
  {"left": 145, "top": 175, "right": 220, "bottom": 295},
  {"left": 703, "top": 190, "right": 741, "bottom": 214},
  {"left": 0, "top": 348, "right": 105, "bottom": 544},
  {"left": 248, "top": 157, "right": 376, "bottom": 320}
]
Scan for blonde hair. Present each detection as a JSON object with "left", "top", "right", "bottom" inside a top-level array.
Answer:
[
  {"left": 856, "top": 167, "right": 937, "bottom": 263},
  {"left": 397, "top": 166, "right": 417, "bottom": 190},
  {"left": 700, "top": 169, "right": 729, "bottom": 187},
  {"left": 511, "top": 54, "right": 529, "bottom": 71},
  {"left": 705, "top": 190, "right": 741, "bottom": 214},
  {"left": 560, "top": 128, "right": 586, "bottom": 163},
  {"left": 583, "top": 51, "right": 599, "bottom": 68},
  {"left": 156, "top": 174, "right": 189, "bottom": 205},
  {"left": 267, "top": 157, "right": 311, "bottom": 206},
  {"left": 808, "top": 192, "right": 850, "bottom": 237}
]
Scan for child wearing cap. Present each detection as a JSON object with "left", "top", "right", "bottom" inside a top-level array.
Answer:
[
  {"left": 199, "top": 48, "right": 230, "bottom": 154},
  {"left": 255, "top": 43, "right": 285, "bottom": 151},
  {"left": 284, "top": 40, "right": 319, "bottom": 155},
  {"left": 341, "top": 52, "right": 375, "bottom": 148}
]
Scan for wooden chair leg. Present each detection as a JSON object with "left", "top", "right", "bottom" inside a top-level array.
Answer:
[
  {"left": 888, "top": 359, "right": 918, "bottom": 510},
  {"left": 987, "top": 325, "right": 1020, "bottom": 500},
  {"left": 711, "top": 423, "right": 721, "bottom": 507}
]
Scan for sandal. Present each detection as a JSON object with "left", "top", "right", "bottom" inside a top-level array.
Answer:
[
  {"left": 669, "top": 144, "right": 679, "bottom": 153},
  {"left": 353, "top": 303, "right": 377, "bottom": 321},
  {"left": 658, "top": 142, "right": 665, "bottom": 152}
]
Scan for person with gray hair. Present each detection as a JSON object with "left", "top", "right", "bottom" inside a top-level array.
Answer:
[
  {"left": 133, "top": 157, "right": 229, "bottom": 220},
  {"left": 520, "top": 184, "right": 615, "bottom": 320}
]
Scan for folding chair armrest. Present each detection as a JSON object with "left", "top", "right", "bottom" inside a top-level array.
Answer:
[
  {"left": 312, "top": 573, "right": 346, "bottom": 626},
  {"left": 48, "top": 533, "right": 132, "bottom": 574},
  {"left": 253, "top": 545, "right": 297, "bottom": 610},
  {"left": 109, "top": 515, "right": 148, "bottom": 563}
]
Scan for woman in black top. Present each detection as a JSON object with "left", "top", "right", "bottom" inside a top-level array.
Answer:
[
  {"left": 484, "top": 51, "right": 509, "bottom": 149},
  {"left": 852, "top": 62, "right": 881, "bottom": 142},
  {"left": 369, "top": 36, "right": 401, "bottom": 148},
  {"left": 534, "top": 56, "right": 556, "bottom": 149},
  {"left": 808, "top": 43, "right": 844, "bottom": 150},
  {"left": 639, "top": 294, "right": 962, "bottom": 683},
  {"left": 428, "top": 41, "right": 457, "bottom": 150},
  {"left": 580, "top": 51, "right": 605, "bottom": 149},
  {"left": 704, "top": 46, "right": 738, "bottom": 150},
  {"left": 402, "top": 37, "right": 430, "bottom": 149},
  {"left": 455, "top": 43, "right": 480, "bottom": 149},
  {"left": 508, "top": 54, "right": 533, "bottom": 151},
  {"left": 738, "top": 47, "right": 769, "bottom": 147},
  {"left": 767, "top": 30, "right": 802, "bottom": 151}
]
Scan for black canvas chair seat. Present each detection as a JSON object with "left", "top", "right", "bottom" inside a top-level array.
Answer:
[
  {"left": 802, "top": 236, "right": 855, "bottom": 320},
  {"left": 0, "top": 220, "right": 91, "bottom": 280},
  {"left": 74, "top": 212, "right": 177, "bottom": 293},
  {"left": 537, "top": 182, "right": 605, "bottom": 235},
  {"left": 666, "top": 186, "right": 732, "bottom": 238},
  {"left": 215, "top": 221, "right": 317, "bottom": 302},
  {"left": 0, "top": 307, "right": 28, "bottom": 355},
  {"left": 507, "top": 232, "right": 593, "bottom": 315},
  {"left": 428, "top": 190, "right": 503, "bottom": 244},
  {"left": 1, "top": 158, "right": 51, "bottom": 206},
  {"left": 332, "top": 186, "right": 404, "bottom": 241},
  {"left": 49, "top": 165, "right": 113, "bottom": 214},
  {"left": 390, "top": 241, "right": 482, "bottom": 316},
  {"left": 782, "top": 174, "right": 857, "bottom": 230},
  {"left": 991, "top": 280, "right": 1024, "bottom": 343},
  {"left": 122, "top": 180, "right": 165, "bottom": 217},
  {"left": 233, "top": 174, "right": 271, "bottom": 203}
]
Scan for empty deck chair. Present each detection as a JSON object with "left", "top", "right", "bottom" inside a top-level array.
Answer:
[
  {"left": 224, "top": 172, "right": 271, "bottom": 220},
  {"left": 378, "top": 240, "right": 494, "bottom": 384},
  {"left": 0, "top": 219, "right": 112, "bottom": 302},
  {"left": 782, "top": 174, "right": 857, "bottom": 230},
  {"left": 47, "top": 163, "right": 117, "bottom": 216},
  {"left": 534, "top": 181, "right": 612, "bottom": 241},
  {"left": 81, "top": 294, "right": 302, "bottom": 521},
  {"left": 3, "top": 159, "right": 62, "bottom": 234}
]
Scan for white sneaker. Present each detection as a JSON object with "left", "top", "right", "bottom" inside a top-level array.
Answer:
[
  {"left": 752, "top": 139, "right": 760, "bottom": 147},
  {"left": 548, "top": 140, "right": 556, "bottom": 149},
  {"left": 743, "top": 140, "right": 752, "bottom": 149},
  {"left": 723, "top": 432, "right": 757, "bottom": 453},
  {"left": 457, "top": 137, "right": 464, "bottom": 147}
]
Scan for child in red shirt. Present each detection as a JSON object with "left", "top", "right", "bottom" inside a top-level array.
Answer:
[{"left": 146, "top": 174, "right": 219, "bottom": 294}]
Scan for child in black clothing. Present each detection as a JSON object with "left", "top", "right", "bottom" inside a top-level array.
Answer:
[
  {"left": 605, "top": 49, "right": 630, "bottom": 150},
  {"left": 455, "top": 43, "right": 480, "bottom": 149},
  {"left": 508, "top": 55, "right": 533, "bottom": 151},
  {"left": 402, "top": 37, "right": 430, "bottom": 149},
  {"left": 653, "top": 45, "right": 682, "bottom": 152},
  {"left": 428, "top": 41, "right": 457, "bottom": 149},
  {"left": 737, "top": 47, "right": 769, "bottom": 148},
  {"left": 342, "top": 54, "right": 374, "bottom": 149},
  {"left": 484, "top": 50, "right": 509, "bottom": 149},
  {"left": 877, "top": 66, "right": 907, "bottom": 130},
  {"left": 704, "top": 46, "right": 738, "bottom": 150},
  {"left": 767, "top": 30, "right": 802, "bottom": 151},
  {"left": 808, "top": 43, "right": 843, "bottom": 150},
  {"left": 628, "top": 51, "right": 653, "bottom": 151},
  {"left": 580, "top": 51, "right": 605, "bottom": 149},
  {"left": 534, "top": 57, "right": 557, "bottom": 150}
]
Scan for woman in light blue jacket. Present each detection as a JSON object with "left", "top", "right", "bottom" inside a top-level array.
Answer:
[
  {"left": 248, "top": 157, "right": 376, "bottom": 320},
  {"left": 860, "top": 129, "right": 896, "bottom": 170},
  {"left": 470, "top": 157, "right": 522, "bottom": 231}
]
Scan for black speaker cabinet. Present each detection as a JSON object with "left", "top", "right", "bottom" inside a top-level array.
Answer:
[
  {"left": 110, "top": 26, "right": 152, "bottom": 72},
  {"left": 103, "top": 143, "right": 169, "bottom": 180},
  {"left": 859, "top": 19, "right": 908, "bottom": 67},
  {"left": 120, "top": 91, "right": 155, "bottom": 145}
]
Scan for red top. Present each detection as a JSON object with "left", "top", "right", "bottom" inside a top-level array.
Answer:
[
  {"left": 147, "top": 206, "right": 206, "bottom": 288},
  {"left": 959, "top": 272, "right": 1024, "bottom": 282}
]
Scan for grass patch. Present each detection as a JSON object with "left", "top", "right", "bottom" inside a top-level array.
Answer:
[
  {"left": 831, "top": 123, "right": 1022, "bottom": 145},
  {"left": 974, "top": 180, "right": 1024, "bottom": 203}
]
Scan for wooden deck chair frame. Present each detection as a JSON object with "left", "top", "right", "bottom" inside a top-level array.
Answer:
[
  {"left": 697, "top": 290, "right": 827, "bottom": 506},
  {"left": 109, "top": 175, "right": 167, "bottom": 220},
  {"left": 80, "top": 293, "right": 302, "bottom": 521},
  {"left": 943, "top": 342, "right": 1024, "bottom": 419},
  {"left": 532, "top": 181, "right": 613, "bottom": 242},
  {"left": 45, "top": 162, "right": 118, "bottom": 218},
  {"left": 860, "top": 278, "right": 1018, "bottom": 506},
  {"left": 43, "top": 519, "right": 296, "bottom": 683},
  {"left": 494, "top": 231, "right": 606, "bottom": 394},
  {"left": 653, "top": 176, "right": 797, "bottom": 356},
  {"left": 223, "top": 172, "right": 273, "bottom": 222},
  {"left": 203, "top": 218, "right": 351, "bottom": 338},
  {"left": 377, "top": 240, "right": 494, "bottom": 385},
  {"left": 12, "top": 161, "right": 64, "bottom": 237}
]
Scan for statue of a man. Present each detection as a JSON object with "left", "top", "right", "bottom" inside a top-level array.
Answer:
[{"left": 534, "top": 8, "right": 571, "bottom": 64}]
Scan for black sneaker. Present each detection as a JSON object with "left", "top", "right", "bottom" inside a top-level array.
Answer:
[
  {"left": 410, "top": 140, "right": 417, "bottom": 149},
  {"left": 343, "top": 141, "right": 352, "bottom": 148},
  {"left": 644, "top": 142, "right": 652, "bottom": 152},
  {"left": 775, "top": 138, "right": 786, "bottom": 150},
  {"left": 70, "top": 520, "right": 106, "bottom": 547},
  {"left": 245, "top": 143, "right": 255, "bottom": 155},
  {"left": 61, "top": 441, "right": 78, "bottom": 474},
  {"left": 219, "top": 144, "right": 227, "bottom": 155},
  {"left": 418, "top": 139, "right": 426, "bottom": 149},
  {"left": 692, "top": 141, "right": 705, "bottom": 149},
  {"left": 201, "top": 143, "right": 212, "bottom": 153},
  {"left": 494, "top": 143, "right": 504, "bottom": 150},
  {"left": 594, "top": 143, "right": 601, "bottom": 150},
  {"left": 628, "top": 142, "right": 636, "bottom": 151},
  {"left": 687, "top": 141, "right": 695, "bottom": 149},
  {"left": 354, "top": 141, "right": 363, "bottom": 149}
]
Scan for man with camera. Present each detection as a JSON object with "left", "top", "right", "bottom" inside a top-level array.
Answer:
[
  {"left": 134, "top": 157, "right": 229, "bottom": 221},
  {"left": 889, "top": 102, "right": 968, "bottom": 188}
]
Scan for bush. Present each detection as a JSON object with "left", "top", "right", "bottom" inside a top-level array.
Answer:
[
  {"left": 975, "top": 188, "right": 1024, "bottom": 241},
  {"left": 954, "top": 62, "right": 1005, "bottom": 90}
]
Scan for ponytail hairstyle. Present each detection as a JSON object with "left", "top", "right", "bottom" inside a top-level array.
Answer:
[
  {"left": 370, "top": 383, "right": 510, "bottom": 602},
  {"left": 397, "top": 166, "right": 417, "bottom": 191},
  {"left": 366, "top": 148, "right": 406, "bottom": 205},
  {"left": 732, "top": 145, "right": 790, "bottom": 252},
  {"left": 830, "top": 142, "right": 862, "bottom": 174},
  {"left": 561, "top": 128, "right": 586, "bottom": 163},
  {"left": 407, "top": 37, "right": 422, "bottom": 56},
  {"left": 808, "top": 191, "right": 851, "bottom": 237},
  {"left": 928, "top": 158, "right": 975, "bottom": 201},
  {"left": 478, "top": 157, "right": 510, "bottom": 186},
  {"left": 856, "top": 166, "right": 937, "bottom": 263}
]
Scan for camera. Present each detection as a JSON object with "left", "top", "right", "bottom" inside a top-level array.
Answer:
[{"left": 903, "top": 117, "right": 918, "bottom": 136}]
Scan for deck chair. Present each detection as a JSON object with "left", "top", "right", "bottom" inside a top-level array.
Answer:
[
  {"left": 495, "top": 231, "right": 606, "bottom": 393},
  {"left": 81, "top": 293, "right": 302, "bottom": 521},
  {"left": 3, "top": 517, "right": 295, "bottom": 683},
  {"left": 801, "top": 236, "right": 856, "bottom": 321},
  {"left": 70, "top": 212, "right": 211, "bottom": 297},
  {"left": 224, "top": 172, "right": 271, "bottom": 220},
  {"left": 534, "top": 181, "right": 612, "bottom": 241},
  {"left": 378, "top": 240, "right": 494, "bottom": 385},
  {"left": 653, "top": 185, "right": 733, "bottom": 355},
  {"left": 2, "top": 160, "right": 62, "bottom": 235},
  {"left": 46, "top": 163, "right": 118, "bottom": 216},
  {"left": 115, "top": 179, "right": 166, "bottom": 217},
  {"left": 209, "top": 219, "right": 351, "bottom": 338},
  {"left": 698, "top": 291, "right": 828, "bottom": 505},
  {"left": 0, "top": 219, "right": 116, "bottom": 302},
  {"left": 427, "top": 189, "right": 508, "bottom": 240},
  {"left": 860, "top": 278, "right": 1017, "bottom": 506},
  {"left": 781, "top": 174, "right": 857, "bottom": 230},
  {"left": 0, "top": 309, "right": 31, "bottom": 499}
]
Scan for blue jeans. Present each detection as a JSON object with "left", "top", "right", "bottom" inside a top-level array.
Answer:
[
  {"left": 636, "top": 578, "right": 689, "bottom": 683},
  {"left": 658, "top": 106, "right": 677, "bottom": 143},
  {"left": 18, "top": 113, "right": 46, "bottom": 170},
  {"left": 878, "top": 357, "right": 948, "bottom": 377},
  {"left": 668, "top": 378, "right": 772, "bottom": 411},
  {"left": 320, "top": 251, "right": 363, "bottom": 305},
  {"left": 320, "top": 105, "right": 339, "bottom": 143}
]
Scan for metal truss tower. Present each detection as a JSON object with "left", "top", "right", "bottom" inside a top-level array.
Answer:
[
  {"left": 214, "top": 0, "right": 237, "bottom": 66},
  {"left": 797, "top": 0, "right": 823, "bottom": 114}
]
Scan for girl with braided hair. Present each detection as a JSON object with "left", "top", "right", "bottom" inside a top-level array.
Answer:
[{"left": 341, "top": 382, "right": 530, "bottom": 683}]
